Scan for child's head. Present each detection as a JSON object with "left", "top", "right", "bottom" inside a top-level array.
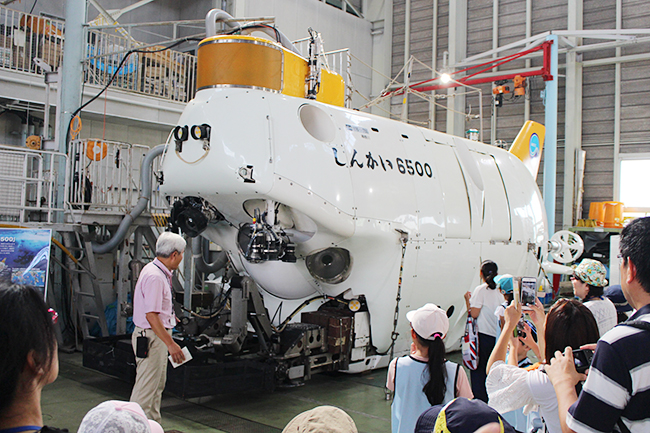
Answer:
[
  {"left": 571, "top": 258, "right": 608, "bottom": 300},
  {"left": 0, "top": 284, "right": 58, "bottom": 417},
  {"left": 516, "top": 339, "right": 531, "bottom": 361},
  {"left": 480, "top": 260, "right": 499, "bottom": 289},
  {"left": 494, "top": 274, "right": 514, "bottom": 303},
  {"left": 407, "top": 303, "right": 449, "bottom": 342},
  {"left": 494, "top": 274, "right": 514, "bottom": 304}
]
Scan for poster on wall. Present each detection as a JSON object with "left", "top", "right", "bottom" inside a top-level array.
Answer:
[{"left": 0, "top": 228, "right": 52, "bottom": 300}]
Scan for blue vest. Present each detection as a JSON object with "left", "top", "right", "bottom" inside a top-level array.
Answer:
[{"left": 391, "top": 356, "right": 458, "bottom": 433}]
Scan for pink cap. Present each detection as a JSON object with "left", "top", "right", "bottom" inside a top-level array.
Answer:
[
  {"left": 78, "top": 400, "right": 164, "bottom": 433},
  {"left": 406, "top": 303, "right": 449, "bottom": 340}
]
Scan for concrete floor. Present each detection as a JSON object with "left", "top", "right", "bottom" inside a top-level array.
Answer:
[
  {"left": 42, "top": 351, "right": 395, "bottom": 432},
  {"left": 43, "top": 351, "right": 468, "bottom": 432}
]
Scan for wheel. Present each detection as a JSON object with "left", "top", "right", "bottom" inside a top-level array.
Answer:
[{"left": 548, "top": 230, "right": 584, "bottom": 264}]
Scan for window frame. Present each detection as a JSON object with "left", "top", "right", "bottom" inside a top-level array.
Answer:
[{"left": 618, "top": 152, "right": 650, "bottom": 213}]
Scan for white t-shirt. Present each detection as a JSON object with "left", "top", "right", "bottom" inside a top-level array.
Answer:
[
  {"left": 487, "top": 361, "right": 562, "bottom": 433},
  {"left": 584, "top": 297, "right": 618, "bottom": 337},
  {"left": 470, "top": 283, "right": 505, "bottom": 337}
]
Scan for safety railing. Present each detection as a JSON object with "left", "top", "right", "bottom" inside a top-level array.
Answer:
[
  {"left": 0, "top": 7, "right": 64, "bottom": 73},
  {"left": 68, "top": 139, "right": 168, "bottom": 216},
  {"left": 0, "top": 6, "right": 197, "bottom": 103},
  {"left": 0, "top": 145, "right": 68, "bottom": 224},
  {"left": 85, "top": 29, "right": 197, "bottom": 103}
]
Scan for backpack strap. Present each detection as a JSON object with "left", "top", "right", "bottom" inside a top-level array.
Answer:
[
  {"left": 393, "top": 356, "right": 399, "bottom": 391},
  {"left": 454, "top": 363, "right": 460, "bottom": 398},
  {"left": 621, "top": 319, "right": 650, "bottom": 331}
]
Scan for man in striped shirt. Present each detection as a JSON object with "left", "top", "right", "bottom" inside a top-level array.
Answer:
[{"left": 547, "top": 216, "right": 650, "bottom": 433}]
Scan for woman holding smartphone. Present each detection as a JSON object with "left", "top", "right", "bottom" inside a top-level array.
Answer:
[{"left": 485, "top": 299, "right": 599, "bottom": 433}]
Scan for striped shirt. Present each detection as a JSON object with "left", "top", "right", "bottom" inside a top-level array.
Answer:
[{"left": 567, "top": 304, "right": 650, "bottom": 433}]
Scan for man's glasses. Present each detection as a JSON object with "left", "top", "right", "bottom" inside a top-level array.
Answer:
[{"left": 569, "top": 275, "right": 582, "bottom": 282}]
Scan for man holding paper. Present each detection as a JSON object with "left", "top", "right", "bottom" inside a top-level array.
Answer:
[{"left": 130, "top": 232, "right": 186, "bottom": 423}]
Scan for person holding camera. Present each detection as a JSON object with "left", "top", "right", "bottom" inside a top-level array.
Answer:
[
  {"left": 485, "top": 298, "right": 599, "bottom": 433},
  {"left": 547, "top": 217, "right": 650, "bottom": 433},
  {"left": 130, "top": 232, "right": 186, "bottom": 423},
  {"left": 571, "top": 258, "right": 617, "bottom": 337}
]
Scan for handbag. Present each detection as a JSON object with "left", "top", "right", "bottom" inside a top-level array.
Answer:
[{"left": 462, "top": 315, "right": 479, "bottom": 370}]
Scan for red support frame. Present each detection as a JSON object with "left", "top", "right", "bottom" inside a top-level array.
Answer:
[{"left": 382, "top": 40, "right": 554, "bottom": 97}]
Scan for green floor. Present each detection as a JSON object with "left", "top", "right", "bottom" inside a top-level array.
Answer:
[
  {"left": 42, "top": 352, "right": 394, "bottom": 433},
  {"left": 43, "top": 351, "right": 467, "bottom": 432}
]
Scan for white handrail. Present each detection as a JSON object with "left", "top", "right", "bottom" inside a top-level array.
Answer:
[{"left": 0, "top": 144, "right": 68, "bottom": 224}]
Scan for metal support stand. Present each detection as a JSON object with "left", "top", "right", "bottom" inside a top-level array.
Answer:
[
  {"left": 183, "top": 236, "right": 194, "bottom": 314},
  {"left": 115, "top": 235, "right": 132, "bottom": 335},
  {"left": 221, "top": 276, "right": 273, "bottom": 354}
]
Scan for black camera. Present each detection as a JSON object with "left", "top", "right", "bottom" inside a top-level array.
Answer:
[
  {"left": 516, "top": 321, "right": 527, "bottom": 339},
  {"left": 572, "top": 348, "right": 594, "bottom": 374},
  {"left": 515, "top": 319, "right": 538, "bottom": 342}
]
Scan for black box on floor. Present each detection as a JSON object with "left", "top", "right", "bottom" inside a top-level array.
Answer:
[
  {"left": 83, "top": 335, "right": 137, "bottom": 383},
  {"left": 83, "top": 335, "right": 276, "bottom": 398},
  {"left": 165, "top": 359, "right": 276, "bottom": 399}
]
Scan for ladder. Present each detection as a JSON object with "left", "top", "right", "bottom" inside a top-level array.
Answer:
[{"left": 62, "top": 229, "right": 109, "bottom": 348}]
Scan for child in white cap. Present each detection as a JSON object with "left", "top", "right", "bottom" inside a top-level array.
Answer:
[
  {"left": 77, "top": 401, "right": 164, "bottom": 433},
  {"left": 386, "top": 304, "right": 473, "bottom": 433}
]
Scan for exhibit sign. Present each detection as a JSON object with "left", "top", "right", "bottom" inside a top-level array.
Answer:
[{"left": 0, "top": 228, "right": 52, "bottom": 299}]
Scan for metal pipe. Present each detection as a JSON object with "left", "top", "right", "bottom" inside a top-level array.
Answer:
[
  {"left": 524, "top": 0, "right": 532, "bottom": 121},
  {"left": 563, "top": 0, "right": 583, "bottom": 228},
  {"left": 91, "top": 144, "right": 165, "bottom": 253},
  {"left": 543, "top": 35, "right": 559, "bottom": 232},
  {"left": 205, "top": 9, "right": 301, "bottom": 55},
  {"left": 88, "top": 19, "right": 209, "bottom": 30},
  {"left": 582, "top": 52, "right": 650, "bottom": 67},
  {"left": 490, "top": 0, "right": 499, "bottom": 145},
  {"left": 205, "top": 8, "right": 239, "bottom": 35},
  {"left": 430, "top": 0, "right": 438, "bottom": 130},
  {"left": 192, "top": 237, "right": 228, "bottom": 274},
  {"left": 403, "top": 0, "right": 410, "bottom": 121},
  {"left": 240, "top": 27, "right": 302, "bottom": 56},
  {"left": 613, "top": 0, "right": 622, "bottom": 201}
]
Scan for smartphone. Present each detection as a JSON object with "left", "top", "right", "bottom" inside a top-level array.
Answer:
[
  {"left": 520, "top": 277, "right": 537, "bottom": 306},
  {"left": 572, "top": 348, "right": 594, "bottom": 374}
]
